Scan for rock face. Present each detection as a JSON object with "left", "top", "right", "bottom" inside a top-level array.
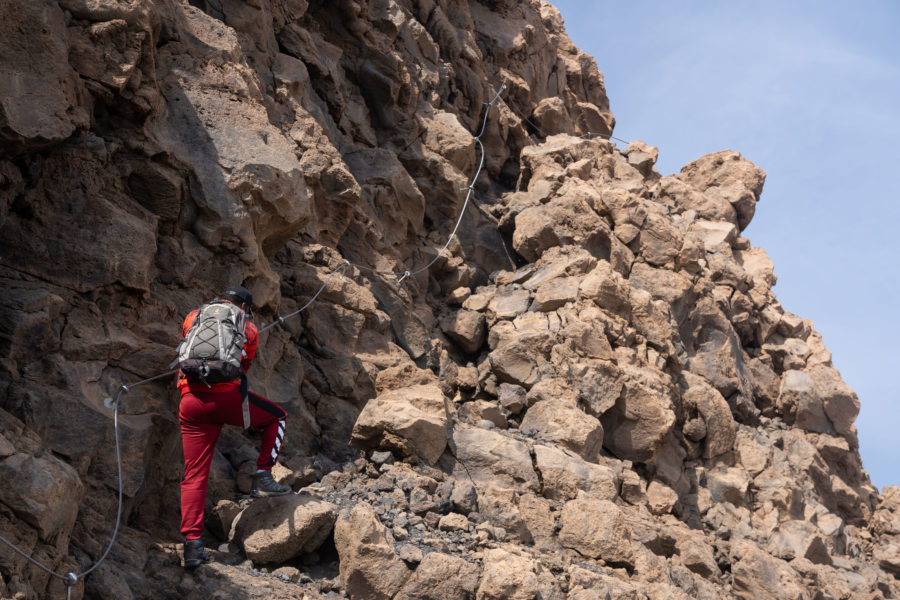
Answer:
[
  {"left": 230, "top": 493, "right": 336, "bottom": 564},
  {"left": 0, "top": 1, "right": 894, "bottom": 599}
]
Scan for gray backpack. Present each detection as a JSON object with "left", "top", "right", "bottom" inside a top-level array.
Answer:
[{"left": 172, "top": 301, "right": 248, "bottom": 385}]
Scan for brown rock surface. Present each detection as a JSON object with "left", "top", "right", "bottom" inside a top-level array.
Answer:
[
  {"left": 351, "top": 383, "right": 450, "bottom": 465},
  {"left": 230, "top": 494, "right": 336, "bottom": 565},
  {"left": 0, "top": 1, "right": 891, "bottom": 599},
  {"left": 334, "top": 502, "right": 411, "bottom": 600}
]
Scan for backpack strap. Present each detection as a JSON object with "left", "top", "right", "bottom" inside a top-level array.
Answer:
[{"left": 240, "top": 372, "right": 250, "bottom": 429}]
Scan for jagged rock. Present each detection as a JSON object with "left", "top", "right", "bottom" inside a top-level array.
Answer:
[
  {"left": 497, "top": 383, "right": 527, "bottom": 415},
  {"left": 682, "top": 297, "right": 755, "bottom": 413},
  {"left": 334, "top": 502, "right": 411, "bottom": 600},
  {"left": 488, "top": 324, "right": 552, "bottom": 388},
  {"left": 533, "top": 444, "right": 618, "bottom": 501},
  {"left": 532, "top": 276, "right": 580, "bottom": 312},
  {"left": 675, "top": 532, "right": 720, "bottom": 579},
  {"left": 437, "top": 513, "right": 469, "bottom": 532},
  {"left": 690, "top": 219, "right": 738, "bottom": 251},
  {"left": 808, "top": 364, "right": 859, "bottom": 435},
  {"left": 776, "top": 370, "right": 830, "bottom": 433},
  {"left": 636, "top": 205, "right": 684, "bottom": 267},
  {"left": 450, "top": 483, "right": 478, "bottom": 515},
  {"left": 0, "top": 0, "right": 89, "bottom": 153},
  {"left": 517, "top": 493, "right": 558, "bottom": 547},
  {"left": 0, "top": 0, "right": 889, "bottom": 597},
  {"left": 558, "top": 494, "right": 635, "bottom": 567},
  {"left": 628, "top": 262, "right": 696, "bottom": 323},
  {"left": 735, "top": 428, "right": 774, "bottom": 475},
  {"left": 351, "top": 383, "right": 449, "bottom": 465},
  {"left": 579, "top": 260, "right": 632, "bottom": 315},
  {"left": 625, "top": 140, "right": 659, "bottom": 175},
  {"left": 873, "top": 486, "right": 900, "bottom": 536},
  {"left": 459, "top": 399, "right": 507, "bottom": 429},
  {"left": 681, "top": 372, "right": 737, "bottom": 458},
  {"left": 409, "top": 487, "right": 437, "bottom": 515},
  {"left": 448, "top": 427, "right": 539, "bottom": 492},
  {"left": 647, "top": 479, "right": 679, "bottom": 515},
  {"left": 394, "top": 552, "right": 480, "bottom": 600},
  {"left": 230, "top": 494, "right": 336, "bottom": 564},
  {"left": 763, "top": 337, "right": 812, "bottom": 371},
  {"left": 477, "top": 486, "right": 533, "bottom": 543},
  {"left": 209, "top": 499, "right": 242, "bottom": 540},
  {"left": 677, "top": 150, "right": 766, "bottom": 231},
  {"left": 730, "top": 539, "right": 806, "bottom": 600},
  {"left": 397, "top": 544, "right": 423, "bottom": 564},
  {"left": 487, "top": 289, "right": 532, "bottom": 320},
  {"left": 0, "top": 453, "right": 82, "bottom": 541},
  {"left": 524, "top": 377, "right": 578, "bottom": 408},
  {"left": 621, "top": 469, "right": 648, "bottom": 505},
  {"left": 520, "top": 398, "right": 603, "bottom": 461},
  {"left": 600, "top": 360, "right": 676, "bottom": 462},
  {"left": 476, "top": 547, "right": 541, "bottom": 600},
  {"left": 567, "top": 565, "right": 644, "bottom": 600},
  {"left": 707, "top": 467, "right": 750, "bottom": 506},
  {"left": 767, "top": 520, "right": 832, "bottom": 565},
  {"left": 440, "top": 309, "right": 486, "bottom": 354},
  {"left": 874, "top": 542, "right": 900, "bottom": 575}
]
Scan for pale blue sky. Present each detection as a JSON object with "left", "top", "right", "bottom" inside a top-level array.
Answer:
[{"left": 551, "top": 0, "right": 900, "bottom": 490}]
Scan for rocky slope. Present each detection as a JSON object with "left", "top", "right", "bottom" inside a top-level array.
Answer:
[{"left": 1, "top": 0, "right": 898, "bottom": 598}]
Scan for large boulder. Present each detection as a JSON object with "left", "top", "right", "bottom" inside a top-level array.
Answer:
[
  {"left": 440, "top": 309, "right": 486, "bottom": 354},
  {"left": 394, "top": 552, "right": 480, "bottom": 600},
  {"left": 351, "top": 384, "right": 450, "bottom": 465},
  {"left": 558, "top": 494, "right": 635, "bottom": 567},
  {"left": 532, "top": 275, "right": 580, "bottom": 312},
  {"left": 476, "top": 547, "right": 540, "bottom": 600},
  {"left": 776, "top": 370, "right": 830, "bottom": 433},
  {"left": 448, "top": 427, "right": 539, "bottom": 492},
  {"left": 230, "top": 494, "right": 336, "bottom": 564},
  {"left": 0, "top": 452, "right": 83, "bottom": 541},
  {"left": 520, "top": 398, "right": 603, "bottom": 461},
  {"left": 488, "top": 323, "right": 554, "bottom": 388},
  {"left": 600, "top": 361, "right": 676, "bottom": 462},
  {"left": 730, "top": 539, "right": 806, "bottom": 600},
  {"left": 767, "top": 520, "right": 831, "bottom": 565},
  {"left": 676, "top": 150, "right": 766, "bottom": 230},
  {"left": 681, "top": 372, "right": 737, "bottom": 458},
  {"left": 533, "top": 444, "right": 618, "bottom": 501},
  {"left": 334, "top": 503, "right": 411, "bottom": 600},
  {"left": 808, "top": 365, "right": 859, "bottom": 435}
]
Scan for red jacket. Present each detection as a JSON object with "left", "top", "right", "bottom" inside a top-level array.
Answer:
[{"left": 176, "top": 303, "right": 259, "bottom": 394}]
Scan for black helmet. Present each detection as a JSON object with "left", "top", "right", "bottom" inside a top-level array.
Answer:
[{"left": 221, "top": 285, "right": 253, "bottom": 307}]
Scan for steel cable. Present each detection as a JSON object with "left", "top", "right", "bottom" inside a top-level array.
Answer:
[
  {"left": 5, "top": 81, "right": 625, "bottom": 591},
  {"left": 260, "top": 83, "right": 507, "bottom": 331},
  {"left": 0, "top": 369, "right": 177, "bottom": 596},
  {"left": 1, "top": 80, "right": 628, "bottom": 589}
]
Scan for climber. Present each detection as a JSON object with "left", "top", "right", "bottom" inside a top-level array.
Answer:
[{"left": 175, "top": 285, "right": 291, "bottom": 569}]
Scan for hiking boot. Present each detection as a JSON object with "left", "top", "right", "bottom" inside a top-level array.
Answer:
[
  {"left": 250, "top": 470, "right": 291, "bottom": 497},
  {"left": 183, "top": 539, "right": 211, "bottom": 569}
]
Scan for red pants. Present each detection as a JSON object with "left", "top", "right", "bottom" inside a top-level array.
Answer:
[{"left": 179, "top": 388, "right": 287, "bottom": 540}]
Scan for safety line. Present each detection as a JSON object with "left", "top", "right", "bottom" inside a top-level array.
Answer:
[
  {"left": 0, "top": 369, "right": 177, "bottom": 597},
  {"left": 0, "top": 82, "right": 508, "bottom": 591},
  {"left": 258, "top": 261, "right": 352, "bottom": 334},
  {"left": 499, "top": 96, "right": 629, "bottom": 146},
  {"left": 259, "top": 83, "right": 507, "bottom": 331},
  {"left": 4, "top": 80, "right": 610, "bottom": 593},
  {"left": 398, "top": 84, "right": 506, "bottom": 283}
]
